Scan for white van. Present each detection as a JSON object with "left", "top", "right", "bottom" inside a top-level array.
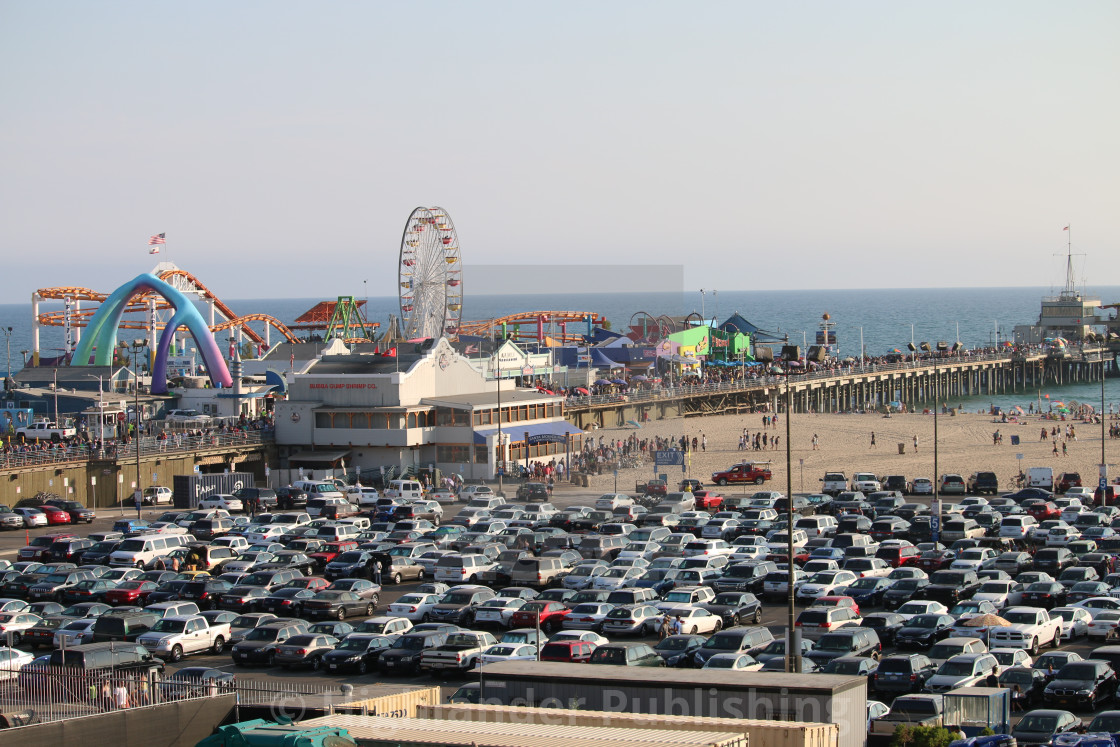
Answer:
[
  {"left": 999, "top": 515, "right": 1038, "bottom": 539},
  {"left": 109, "top": 534, "right": 190, "bottom": 568},
  {"left": 314, "top": 523, "right": 361, "bottom": 541},
  {"left": 293, "top": 480, "right": 346, "bottom": 500},
  {"left": 1028, "top": 467, "right": 1054, "bottom": 490},
  {"left": 383, "top": 480, "right": 424, "bottom": 501}
]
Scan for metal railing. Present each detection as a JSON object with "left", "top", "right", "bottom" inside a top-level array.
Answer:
[
  {"left": 0, "top": 660, "right": 346, "bottom": 728},
  {"left": 0, "top": 662, "right": 219, "bottom": 727},
  {"left": 562, "top": 349, "right": 1051, "bottom": 411},
  {"left": 0, "top": 429, "right": 274, "bottom": 471}
]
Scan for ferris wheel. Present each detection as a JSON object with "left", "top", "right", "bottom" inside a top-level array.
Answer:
[{"left": 398, "top": 206, "right": 462, "bottom": 340}]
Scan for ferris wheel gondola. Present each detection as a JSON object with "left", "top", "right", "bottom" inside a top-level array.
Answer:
[{"left": 398, "top": 206, "right": 463, "bottom": 340}]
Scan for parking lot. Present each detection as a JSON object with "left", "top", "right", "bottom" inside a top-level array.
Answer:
[{"left": 3, "top": 478, "right": 1120, "bottom": 731}]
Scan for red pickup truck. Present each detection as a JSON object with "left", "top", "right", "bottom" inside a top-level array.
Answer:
[{"left": 711, "top": 462, "right": 772, "bottom": 486}]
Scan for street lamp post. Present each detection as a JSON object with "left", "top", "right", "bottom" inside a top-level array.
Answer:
[
  {"left": 784, "top": 370, "right": 799, "bottom": 673},
  {"left": 127, "top": 339, "right": 146, "bottom": 518},
  {"left": 2, "top": 326, "right": 12, "bottom": 391}
]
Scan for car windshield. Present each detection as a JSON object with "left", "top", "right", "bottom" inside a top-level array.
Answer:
[
  {"left": 398, "top": 636, "right": 427, "bottom": 650},
  {"left": 1058, "top": 664, "right": 1097, "bottom": 680},
  {"left": 878, "top": 659, "right": 914, "bottom": 674},
  {"left": 892, "top": 580, "right": 922, "bottom": 591},
  {"left": 232, "top": 616, "right": 265, "bottom": 627},
  {"left": 1090, "top": 715, "right": 1120, "bottom": 733},
  {"left": 937, "top": 661, "right": 976, "bottom": 676},
  {"left": 815, "top": 636, "right": 856, "bottom": 652},
  {"left": 1017, "top": 715, "right": 1058, "bottom": 732},
  {"left": 1004, "top": 611, "right": 1039, "bottom": 624},
  {"left": 979, "top": 582, "right": 1010, "bottom": 593},
  {"left": 1051, "top": 609, "right": 1076, "bottom": 622},
  {"left": 150, "top": 619, "right": 186, "bottom": 633},
  {"left": 243, "top": 627, "right": 281, "bottom": 641},
  {"left": 908, "top": 615, "right": 942, "bottom": 628},
  {"left": 339, "top": 637, "right": 374, "bottom": 651},
  {"left": 703, "top": 632, "right": 744, "bottom": 649},
  {"left": 655, "top": 637, "right": 695, "bottom": 651},
  {"left": 824, "top": 659, "right": 865, "bottom": 674}
]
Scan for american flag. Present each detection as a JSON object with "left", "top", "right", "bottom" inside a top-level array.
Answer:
[{"left": 148, "top": 233, "right": 166, "bottom": 254}]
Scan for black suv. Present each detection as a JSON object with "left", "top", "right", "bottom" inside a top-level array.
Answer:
[
  {"left": 872, "top": 653, "right": 937, "bottom": 694},
  {"left": 967, "top": 472, "right": 1000, "bottom": 495},
  {"left": 45, "top": 499, "right": 96, "bottom": 524},
  {"left": 1044, "top": 660, "right": 1117, "bottom": 710},
  {"left": 234, "top": 487, "right": 278, "bottom": 511},
  {"left": 516, "top": 483, "right": 551, "bottom": 502},
  {"left": 914, "top": 569, "right": 981, "bottom": 604},
  {"left": 275, "top": 487, "right": 308, "bottom": 510},
  {"left": 804, "top": 628, "right": 881, "bottom": 666},
  {"left": 378, "top": 630, "right": 450, "bottom": 674}
]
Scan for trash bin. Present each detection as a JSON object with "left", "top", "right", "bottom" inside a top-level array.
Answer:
[
  {"left": 898, "top": 443, "right": 905, "bottom": 455},
  {"left": 1011, "top": 435, "right": 1020, "bottom": 445}
]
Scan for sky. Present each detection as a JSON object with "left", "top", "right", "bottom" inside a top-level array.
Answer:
[{"left": 1, "top": 1, "right": 1117, "bottom": 305}]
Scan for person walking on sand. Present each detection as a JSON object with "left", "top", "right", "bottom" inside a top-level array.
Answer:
[
  {"left": 701, "top": 433, "right": 707, "bottom": 452},
  {"left": 1053, "top": 440, "right": 1059, "bottom": 456},
  {"left": 811, "top": 434, "right": 819, "bottom": 450},
  {"left": 1062, "top": 441, "right": 1068, "bottom": 456},
  {"left": 913, "top": 435, "right": 919, "bottom": 451},
  {"left": 870, "top": 431, "right": 876, "bottom": 448}
]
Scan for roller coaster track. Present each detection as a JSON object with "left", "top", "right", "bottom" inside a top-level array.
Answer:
[
  {"left": 457, "top": 311, "right": 607, "bottom": 343},
  {"left": 33, "top": 267, "right": 298, "bottom": 345}
]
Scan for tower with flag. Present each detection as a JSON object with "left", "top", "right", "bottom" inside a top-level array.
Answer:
[{"left": 148, "top": 233, "right": 166, "bottom": 254}]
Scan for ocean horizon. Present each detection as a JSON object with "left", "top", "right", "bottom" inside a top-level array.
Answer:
[{"left": 3, "top": 285, "right": 1118, "bottom": 412}]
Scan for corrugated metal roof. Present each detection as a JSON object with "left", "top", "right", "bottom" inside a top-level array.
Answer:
[
  {"left": 420, "top": 703, "right": 830, "bottom": 732},
  {"left": 480, "top": 660, "right": 865, "bottom": 694},
  {"left": 295, "top": 715, "right": 746, "bottom": 747}
]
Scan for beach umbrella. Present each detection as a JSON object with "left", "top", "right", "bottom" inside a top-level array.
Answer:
[
  {"left": 575, "top": 387, "right": 590, "bottom": 395},
  {"left": 536, "top": 386, "right": 554, "bottom": 394},
  {"left": 631, "top": 374, "right": 649, "bottom": 381},
  {"left": 1052, "top": 401, "right": 1066, "bottom": 408},
  {"left": 890, "top": 348, "right": 903, "bottom": 354},
  {"left": 962, "top": 613, "right": 1010, "bottom": 628},
  {"left": 611, "top": 378, "right": 628, "bottom": 386},
  {"left": 1011, "top": 406, "right": 1024, "bottom": 414},
  {"left": 594, "top": 379, "right": 611, "bottom": 386}
]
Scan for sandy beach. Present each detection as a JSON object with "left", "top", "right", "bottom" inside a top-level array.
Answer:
[{"left": 581, "top": 409, "right": 1115, "bottom": 496}]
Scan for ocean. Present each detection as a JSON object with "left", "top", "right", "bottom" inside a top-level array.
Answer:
[{"left": 2, "top": 286, "right": 1118, "bottom": 412}]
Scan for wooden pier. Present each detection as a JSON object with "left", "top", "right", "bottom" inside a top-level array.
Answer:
[{"left": 563, "top": 349, "right": 1114, "bottom": 430}]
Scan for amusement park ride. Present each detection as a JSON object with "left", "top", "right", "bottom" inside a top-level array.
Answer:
[
  {"left": 30, "top": 262, "right": 298, "bottom": 366},
  {"left": 28, "top": 206, "right": 615, "bottom": 375}
]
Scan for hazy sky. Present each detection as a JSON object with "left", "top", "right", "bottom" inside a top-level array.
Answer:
[{"left": 1, "top": 1, "right": 1116, "bottom": 305}]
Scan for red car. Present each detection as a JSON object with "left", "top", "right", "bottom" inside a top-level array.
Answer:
[
  {"left": 1026, "top": 502, "right": 1061, "bottom": 521},
  {"left": 539, "top": 639, "right": 597, "bottom": 663},
  {"left": 103, "top": 580, "right": 158, "bottom": 606},
  {"left": 308, "top": 542, "right": 358, "bottom": 569},
  {"left": 38, "top": 506, "right": 72, "bottom": 525},
  {"left": 916, "top": 549, "right": 953, "bottom": 572},
  {"left": 876, "top": 545, "right": 921, "bottom": 568},
  {"left": 692, "top": 490, "right": 724, "bottom": 511},
  {"left": 508, "top": 600, "right": 570, "bottom": 633},
  {"left": 812, "top": 595, "right": 860, "bottom": 617}
]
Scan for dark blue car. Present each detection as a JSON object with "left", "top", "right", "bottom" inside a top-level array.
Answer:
[{"left": 840, "top": 578, "right": 894, "bottom": 607}]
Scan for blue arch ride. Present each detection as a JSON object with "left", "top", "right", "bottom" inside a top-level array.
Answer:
[{"left": 72, "top": 273, "right": 233, "bottom": 395}]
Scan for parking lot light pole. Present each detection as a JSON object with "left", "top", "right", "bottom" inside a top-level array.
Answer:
[{"left": 785, "top": 372, "right": 800, "bottom": 673}]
